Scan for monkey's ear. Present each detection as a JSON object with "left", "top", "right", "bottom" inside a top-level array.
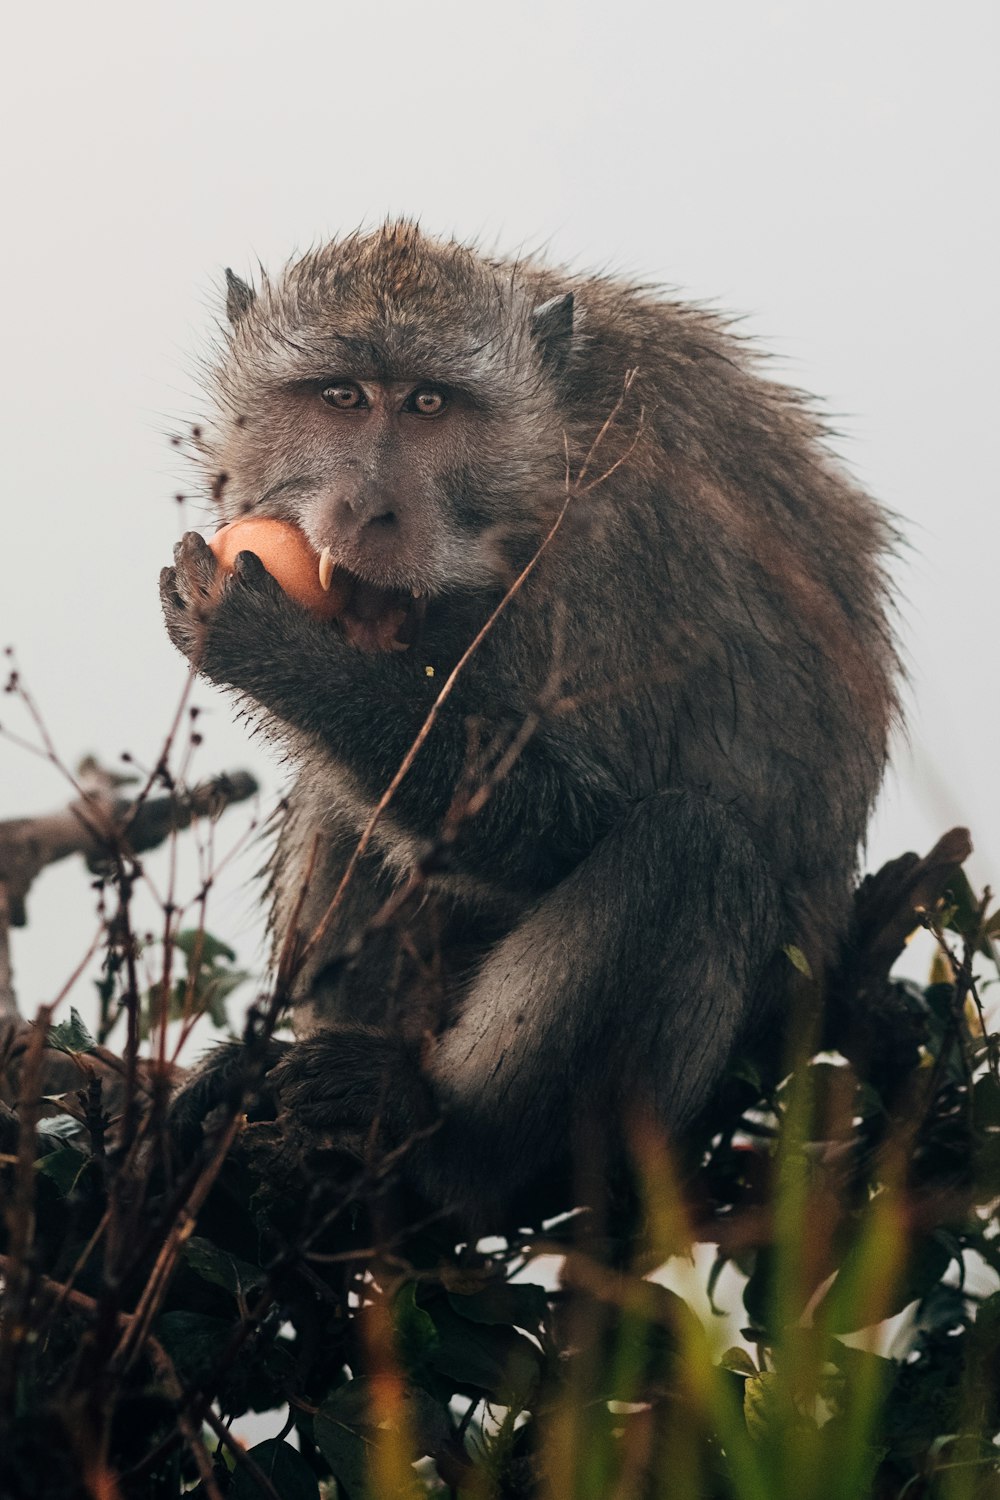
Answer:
[
  {"left": 225, "top": 268, "right": 256, "bottom": 325},
  {"left": 530, "top": 292, "right": 575, "bottom": 373}
]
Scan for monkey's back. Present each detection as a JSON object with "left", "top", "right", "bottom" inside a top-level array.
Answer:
[{"left": 452, "top": 261, "right": 898, "bottom": 964}]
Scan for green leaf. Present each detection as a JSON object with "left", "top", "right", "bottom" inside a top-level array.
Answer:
[
  {"left": 140, "top": 979, "right": 186, "bottom": 1040},
  {"left": 229, "top": 1440, "right": 319, "bottom": 1500},
  {"left": 313, "top": 1378, "right": 450, "bottom": 1492},
  {"left": 822, "top": 1231, "right": 955, "bottom": 1335},
  {"left": 741, "top": 1246, "right": 777, "bottom": 1334},
  {"left": 36, "top": 1145, "right": 89, "bottom": 1195},
  {"left": 144, "top": 943, "right": 250, "bottom": 1037},
  {"left": 720, "top": 1347, "right": 758, "bottom": 1378},
  {"left": 199, "top": 967, "right": 250, "bottom": 1027},
  {"left": 156, "top": 1311, "right": 233, "bottom": 1386},
  {"left": 973, "top": 1073, "right": 1000, "bottom": 1130},
  {"left": 923, "top": 982, "right": 957, "bottom": 1025},
  {"left": 744, "top": 1371, "right": 804, "bottom": 1444},
  {"left": 426, "top": 1302, "right": 541, "bottom": 1403},
  {"left": 446, "top": 1279, "right": 547, "bottom": 1330},
  {"left": 314, "top": 1381, "right": 376, "bottom": 1500},
  {"left": 36, "top": 1114, "right": 85, "bottom": 1142},
  {"left": 183, "top": 1236, "right": 267, "bottom": 1298},
  {"left": 47, "top": 1007, "right": 96, "bottom": 1055},
  {"left": 829, "top": 1338, "right": 895, "bottom": 1384},
  {"left": 393, "top": 1282, "right": 440, "bottom": 1374},
  {"left": 940, "top": 869, "right": 980, "bottom": 937},
  {"left": 174, "top": 928, "right": 237, "bottom": 966}
]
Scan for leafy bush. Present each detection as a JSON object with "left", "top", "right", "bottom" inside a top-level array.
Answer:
[
  {"left": 0, "top": 655, "right": 998, "bottom": 1498},
  {"left": 1, "top": 808, "right": 998, "bottom": 1498}
]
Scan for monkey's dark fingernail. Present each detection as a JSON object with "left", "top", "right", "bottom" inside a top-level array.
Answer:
[{"left": 233, "top": 549, "right": 265, "bottom": 584}]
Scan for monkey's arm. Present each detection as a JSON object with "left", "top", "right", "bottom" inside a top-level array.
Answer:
[
  {"left": 268, "top": 789, "right": 783, "bottom": 1221},
  {"left": 160, "top": 534, "right": 618, "bottom": 887}
]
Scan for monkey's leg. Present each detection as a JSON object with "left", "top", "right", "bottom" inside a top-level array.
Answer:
[
  {"left": 412, "top": 789, "right": 782, "bottom": 1209},
  {"left": 272, "top": 791, "right": 782, "bottom": 1219}
]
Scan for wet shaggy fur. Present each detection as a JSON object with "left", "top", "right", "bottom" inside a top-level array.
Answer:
[{"left": 162, "top": 222, "right": 898, "bottom": 1224}]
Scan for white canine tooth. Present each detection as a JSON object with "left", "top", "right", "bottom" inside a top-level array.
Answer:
[
  {"left": 318, "top": 547, "right": 335, "bottom": 592},
  {"left": 411, "top": 587, "right": 423, "bottom": 599}
]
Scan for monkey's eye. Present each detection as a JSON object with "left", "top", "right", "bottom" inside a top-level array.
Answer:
[
  {"left": 320, "top": 382, "right": 367, "bottom": 410},
  {"left": 405, "top": 387, "right": 448, "bottom": 417}
]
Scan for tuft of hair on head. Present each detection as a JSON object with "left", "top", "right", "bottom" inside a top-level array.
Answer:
[{"left": 225, "top": 268, "right": 256, "bottom": 326}]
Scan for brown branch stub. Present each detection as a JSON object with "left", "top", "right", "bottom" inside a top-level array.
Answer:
[
  {"left": 0, "top": 760, "right": 258, "bottom": 1018},
  {"left": 0, "top": 761, "right": 258, "bottom": 924},
  {"left": 0, "top": 882, "right": 15, "bottom": 1020}
]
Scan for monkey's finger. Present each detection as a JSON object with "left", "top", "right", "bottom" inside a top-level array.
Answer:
[
  {"left": 172, "top": 530, "right": 222, "bottom": 605},
  {"left": 231, "top": 547, "right": 287, "bottom": 604},
  {"left": 158, "top": 566, "right": 184, "bottom": 615}
]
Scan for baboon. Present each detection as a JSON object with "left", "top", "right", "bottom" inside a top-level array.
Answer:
[{"left": 161, "top": 221, "right": 897, "bottom": 1224}]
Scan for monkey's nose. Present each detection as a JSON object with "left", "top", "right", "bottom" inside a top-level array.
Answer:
[
  {"left": 365, "top": 508, "right": 398, "bottom": 530},
  {"left": 335, "top": 494, "right": 400, "bottom": 533}
]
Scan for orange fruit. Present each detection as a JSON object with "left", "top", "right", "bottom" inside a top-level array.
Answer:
[{"left": 208, "top": 518, "right": 346, "bottom": 619}]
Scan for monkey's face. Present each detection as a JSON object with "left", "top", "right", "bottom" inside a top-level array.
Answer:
[
  {"left": 205, "top": 367, "right": 565, "bottom": 650},
  {"left": 232, "top": 374, "right": 524, "bottom": 587},
  {"left": 199, "top": 229, "right": 576, "bottom": 646}
]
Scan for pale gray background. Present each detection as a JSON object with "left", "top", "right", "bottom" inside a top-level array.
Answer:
[{"left": 1, "top": 0, "right": 997, "bottom": 1022}]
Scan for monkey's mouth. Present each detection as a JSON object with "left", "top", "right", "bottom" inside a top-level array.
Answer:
[{"left": 319, "top": 546, "right": 427, "bottom": 653}]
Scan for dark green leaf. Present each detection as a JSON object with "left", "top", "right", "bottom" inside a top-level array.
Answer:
[
  {"left": 823, "top": 1232, "right": 955, "bottom": 1334},
  {"left": 394, "top": 1282, "right": 440, "bottom": 1373},
  {"left": 446, "top": 1279, "right": 547, "bottom": 1330},
  {"left": 36, "top": 1145, "right": 88, "bottom": 1195},
  {"left": 427, "top": 1302, "right": 541, "bottom": 1403},
  {"left": 923, "top": 983, "right": 957, "bottom": 1024},
  {"left": 183, "top": 1236, "right": 266, "bottom": 1298},
  {"left": 314, "top": 1381, "right": 376, "bottom": 1500},
  {"left": 720, "top": 1347, "right": 757, "bottom": 1377},
  {"left": 940, "top": 870, "right": 982, "bottom": 938},
  {"left": 47, "top": 1007, "right": 96, "bottom": 1055},
  {"left": 741, "top": 1246, "right": 777, "bottom": 1334},
  {"left": 140, "top": 979, "right": 186, "bottom": 1041},
  {"left": 973, "top": 1073, "right": 1000, "bottom": 1130},
  {"left": 314, "top": 1376, "right": 452, "bottom": 1483},
  {"left": 36, "top": 1114, "right": 85, "bottom": 1142},
  {"left": 156, "top": 1311, "right": 233, "bottom": 1386},
  {"left": 174, "top": 928, "right": 237, "bottom": 966},
  {"left": 829, "top": 1338, "right": 896, "bottom": 1384},
  {"left": 229, "top": 1440, "right": 319, "bottom": 1500},
  {"left": 744, "top": 1371, "right": 806, "bottom": 1443}
]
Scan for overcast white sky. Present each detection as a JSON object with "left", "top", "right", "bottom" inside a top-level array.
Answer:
[{"left": 0, "top": 0, "right": 997, "bottom": 1020}]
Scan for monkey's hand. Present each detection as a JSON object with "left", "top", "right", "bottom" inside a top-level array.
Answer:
[
  {"left": 160, "top": 530, "right": 320, "bottom": 693},
  {"left": 265, "top": 1026, "right": 436, "bottom": 1164},
  {"left": 168, "top": 1030, "right": 433, "bottom": 1168},
  {"left": 168, "top": 1036, "right": 292, "bottom": 1159},
  {"left": 159, "top": 533, "right": 612, "bottom": 891}
]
